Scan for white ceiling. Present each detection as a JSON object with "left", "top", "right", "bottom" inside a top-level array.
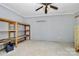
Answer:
[{"left": 1, "top": 3, "right": 79, "bottom": 17}]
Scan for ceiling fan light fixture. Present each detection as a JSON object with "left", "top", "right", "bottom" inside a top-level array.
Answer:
[{"left": 35, "top": 3, "right": 58, "bottom": 14}]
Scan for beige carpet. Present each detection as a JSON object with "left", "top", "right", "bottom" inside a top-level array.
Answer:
[{"left": 0, "top": 40, "right": 79, "bottom": 56}]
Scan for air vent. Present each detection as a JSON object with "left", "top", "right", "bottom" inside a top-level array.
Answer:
[{"left": 36, "top": 20, "right": 46, "bottom": 22}]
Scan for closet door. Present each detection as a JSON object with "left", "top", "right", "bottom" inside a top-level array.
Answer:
[
  {"left": 75, "top": 25, "right": 79, "bottom": 51},
  {"left": 75, "top": 16, "right": 79, "bottom": 51}
]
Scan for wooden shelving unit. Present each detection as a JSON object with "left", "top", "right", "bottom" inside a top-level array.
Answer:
[
  {"left": 26, "top": 25, "right": 30, "bottom": 40},
  {"left": 0, "top": 18, "right": 30, "bottom": 48}
]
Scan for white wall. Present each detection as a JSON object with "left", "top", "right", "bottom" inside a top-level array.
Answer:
[
  {"left": 0, "top": 5, "right": 24, "bottom": 39},
  {"left": 25, "top": 15, "right": 75, "bottom": 42}
]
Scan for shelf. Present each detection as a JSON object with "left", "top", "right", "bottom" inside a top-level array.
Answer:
[
  {"left": 0, "top": 30, "right": 27, "bottom": 32},
  {"left": 18, "top": 22, "right": 29, "bottom": 26},
  {"left": 26, "top": 30, "right": 30, "bottom": 31},
  {"left": 18, "top": 39, "right": 26, "bottom": 43},
  {"left": 0, "top": 35, "right": 26, "bottom": 45},
  {"left": 18, "top": 35, "right": 26, "bottom": 39},
  {"left": 18, "top": 30, "right": 25, "bottom": 32},
  {"left": 25, "top": 24, "right": 30, "bottom": 26},
  {"left": 0, "top": 18, "right": 16, "bottom": 24},
  {"left": 26, "top": 35, "right": 30, "bottom": 36},
  {"left": 0, "top": 38, "right": 15, "bottom": 45},
  {"left": 0, "top": 30, "right": 16, "bottom": 32},
  {"left": 8, "top": 30, "right": 16, "bottom": 32}
]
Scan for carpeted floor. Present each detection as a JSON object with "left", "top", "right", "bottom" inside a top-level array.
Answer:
[{"left": 0, "top": 40, "right": 79, "bottom": 56}]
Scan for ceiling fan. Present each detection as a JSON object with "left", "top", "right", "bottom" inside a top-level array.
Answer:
[{"left": 35, "top": 3, "right": 58, "bottom": 14}]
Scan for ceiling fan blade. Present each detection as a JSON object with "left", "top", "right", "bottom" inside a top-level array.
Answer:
[
  {"left": 45, "top": 6, "right": 47, "bottom": 14},
  {"left": 50, "top": 5, "right": 58, "bottom": 10},
  {"left": 35, "top": 6, "right": 43, "bottom": 11}
]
